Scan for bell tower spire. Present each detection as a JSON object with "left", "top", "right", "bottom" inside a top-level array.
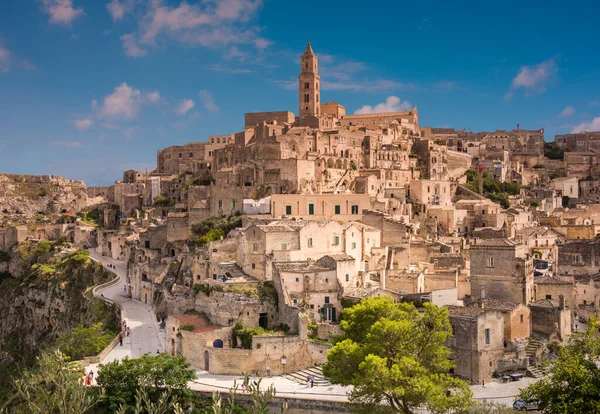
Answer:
[{"left": 298, "top": 41, "right": 320, "bottom": 118}]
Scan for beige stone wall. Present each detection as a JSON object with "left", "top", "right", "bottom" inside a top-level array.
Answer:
[
  {"left": 504, "top": 306, "right": 531, "bottom": 341},
  {"left": 270, "top": 193, "right": 371, "bottom": 222},
  {"left": 534, "top": 283, "right": 575, "bottom": 308}
]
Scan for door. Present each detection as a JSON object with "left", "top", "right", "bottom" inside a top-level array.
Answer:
[
  {"left": 259, "top": 313, "right": 268, "bottom": 329},
  {"left": 204, "top": 350, "right": 210, "bottom": 371}
]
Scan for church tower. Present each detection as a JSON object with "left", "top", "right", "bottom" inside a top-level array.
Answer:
[{"left": 298, "top": 41, "right": 320, "bottom": 118}]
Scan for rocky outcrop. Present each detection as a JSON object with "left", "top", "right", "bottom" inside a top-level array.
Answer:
[
  {"left": 0, "top": 174, "right": 89, "bottom": 216},
  {"left": 0, "top": 248, "right": 118, "bottom": 365}
]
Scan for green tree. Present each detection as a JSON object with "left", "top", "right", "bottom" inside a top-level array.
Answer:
[
  {"left": 8, "top": 350, "right": 98, "bottom": 414},
  {"left": 208, "top": 376, "right": 286, "bottom": 414},
  {"left": 519, "top": 321, "right": 600, "bottom": 413},
  {"left": 58, "top": 323, "right": 115, "bottom": 360},
  {"left": 544, "top": 141, "right": 564, "bottom": 160},
  {"left": 323, "top": 297, "right": 472, "bottom": 414},
  {"left": 96, "top": 354, "right": 196, "bottom": 412},
  {"left": 153, "top": 194, "right": 172, "bottom": 207}
]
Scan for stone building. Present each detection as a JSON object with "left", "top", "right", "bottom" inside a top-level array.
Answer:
[
  {"left": 533, "top": 275, "right": 575, "bottom": 308},
  {"left": 516, "top": 226, "right": 563, "bottom": 261},
  {"left": 470, "top": 239, "right": 534, "bottom": 304},
  {"left": 557, "top": 239, "right": 600, "bottom": 276},
  {"left": 269, "top": 193, "right": 371, "bottom": 222},
  {"left": 446, "top": 306, "right": 505, "bottom": 384},
  {"left": 555, "top": 131, "right": 600, "bottom": 152}
]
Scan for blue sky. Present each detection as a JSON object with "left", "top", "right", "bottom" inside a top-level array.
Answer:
[{"left": 1, "top": 0, "right": 599, "bottom": 186}]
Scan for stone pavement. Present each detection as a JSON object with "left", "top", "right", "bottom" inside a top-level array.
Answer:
[{"left": 85, "top": 251, "right": 166, "bottom": 380}]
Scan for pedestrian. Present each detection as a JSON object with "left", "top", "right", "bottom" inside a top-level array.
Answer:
[
  {"left": 156, "top": 349, "right": 160, "bottom": 354},
  {"left": 126, "top": 326, "right": 131, "bottom": 337},
  {"left": 124, "top": 284, "right": 127, "bottom": 294},
  {"left": 482, "top": 379, "right": 485, "bottom": 388},
  {"left": 306, "top": 376, "right": 310, "bottom": 388},
  {"left": 118, "top": 332, "right": 123, "bottom": 346},
  {"left": 122, "top": 319, "right": 127, "bottom": 329},
  {"left": 576, "top": 324, "right": 578, "bottom": 330},
  {"left": 241, "top": 382, "right": 246, "bottom": 392},
  {"left": 310, "top": 375, "right": 314, "bottom": 388},
  {"left": 85, "top": 371, "right": 93, "bottom": 386}
]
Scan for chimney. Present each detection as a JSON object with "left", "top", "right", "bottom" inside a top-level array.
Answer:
[{"left": 559, "top": 295, "right": 565, "bottom": 310}]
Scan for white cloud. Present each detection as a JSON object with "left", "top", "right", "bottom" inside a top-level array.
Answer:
[
  {"left": 572, "top": 117, "right": 600, "bottom": 133},
  {"left": 354, "top": 96, "right": 413, "bottom": 114},
  {"left": 506, "top": 58, "right": 556, "bottom": 98},
  {"left": 106, "top": 0, "right": 133, "bottom": 21},
  {"left": 121, "top": 33, "right": 147, "bottom": 57},
  {"left": 51, "top": 141, "right": 83, "bottom": 147},
  {"left": 146, "top": 90, "right": 161, "bottom": 103},
  {"left": 176, "top": 99, "right": 195, "bottom": 115},
  {"left": 559, "top": 106, "right": 575, "bottom": 118},
  {"left": 41, "top": 0, "right": 85, "bottom": 25},
  {"left": 118, "top": 0, "right": 267, "bottom": 58},
  {"left": 0, "top": 46, "right": 11, "bottom": 72},
  {"left": 199, "top": 90, "right": 219, "bottom": 113},
  {"left": 73, "top": 118, "right": 93, "bottom": 130},
  {"left": 98, "top": 82, "right": 142, "bottom": 119}
]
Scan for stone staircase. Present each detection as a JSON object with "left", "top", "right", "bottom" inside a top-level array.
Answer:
[
  {"left": 219, "top": 262, "right": 248, "bottom": 280},
  {"left": 526, "top": 365, "right": 547, "bottom": 379},
  {"left": 283, "top": 365, "right": 331, "bottom": 387},
  {"left": 525, "top": 338, "right": 544, "bottom": 358}
]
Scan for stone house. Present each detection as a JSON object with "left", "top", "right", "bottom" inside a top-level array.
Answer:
[
  {"left": 273, "top": 260, "right": 341, "bottom": 323},
  {"left": 533, "top": 275, "right": 575, "bottom": 308},
  {"left": 574, "top": 274, "right": 600, "bottom": 321},
  {"left": 557, "top": 239, "right": 600, "bottom": 276},
  {"left": 528, "top": 297, "right": 571, "bottom": 340},
  {"left": 470, "top": 239, "right": 534, "bottom": 304},
  {"left": 446, "top": 306, "right": 505, "bottom": 384},
  {"left": 408, "top": 179, "right": 452, "bottom": 207},
  {"left": 466, "top": 299, "right": 531, "bottom": 342},
  {"left": 516, "top": 226, "right": 563, "bottom": 261},
  {"left": 269, "top": 193, "right": 371, "bottom": 222}
]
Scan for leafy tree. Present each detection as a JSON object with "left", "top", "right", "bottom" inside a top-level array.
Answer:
[
  {"left": 115, "top": 387, "right": 186, "bottom": 414},
  {"left": 96, "top": 354, "right": 196, "bottom": 412},
  {"left": 323, "top": 297, "right": 472, "bottom": 414},
  {"left": 58, "top": 323, "right": 115, "bottom": 360},
  {"left": 468, "top": 400, "right": 518, "bottom": 413},
  {"left": 544, "top": 141, "right": 564, "bottom": 160},
  {"left": 8, "top": 350, "right": 98, "bottom": 414},
  {"left": 519, "top": 321, "right": 600, "bottom": 413},
  {"left": 153, "top": 194, "right": 172, "bottom": 207},
  {"left": 195, "top": 228, "right": 225, "bottom": 245}
]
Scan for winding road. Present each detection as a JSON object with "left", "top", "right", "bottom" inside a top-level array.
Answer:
[{"left": 88, "top": 251, "right": 165, "bottom": 364}]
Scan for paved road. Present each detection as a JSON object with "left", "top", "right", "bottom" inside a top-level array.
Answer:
[{"left": 88, "top": 251, "right": 165, "bottom": 364}]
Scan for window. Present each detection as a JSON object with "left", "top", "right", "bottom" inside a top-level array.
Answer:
[
  {"left": 144, "top": 240, "right": 150, "bottom": 248},
  {"left": 252, "top": 243, "right": 259, "bottom": 251},
  {"left": 485, "top": 328, "right": 490, "bottom": 345},
  {"left": 218, "top": 200, "right": 223, "bottom": 209},
  {"left": 281, "top": 244, "right": 287, "bottom": 250},
  {"left": 520, "top": 314, "right": 524, "bottom": 323},
  {"left": 231, "top": 200, "right": 236, "bottom": 209},
  {"left": 352, "top": 242, "right": 356, "bottom": 249},
  {"left": 324, "top": 296, "right": 330, "bottom": 304},
  {"left": 546, "top": 294, "right": 552, "bottom": 300},
  {"left": 285, "top": 205, "right": 292, "bottom": 215},
  {"left": 487, "top": 257, "right": 494, "bottom": 268},
  {"left": 351, "top": 205, "right": 359, "bottom": 214},
  {"left": 179, "top": 153, "right": 182, "bottom": 158},
  {"left": 308, "top": 203, "right": 315, "bottom": 215},
  {"left": 189, "top": 152, "right": 193, "bottom": 158},
  {"left": 325, "top": 278, "right": 329, "bottom": 283},
  {"left": 333, "top": 236, "right": 339, "bottom": 246},
  {"left": 305, "top": 82, "right": 309, "bottom": 89},
  {"left": 308, "top": 238, "right": 313, "bottom": 247},
  {"left": 334, "top": 205, "right": 341, "bottom": 215},
  {"left": 252, "top": 263, "right": 256, "bottom": 269},
  {"left": 345, "top": 274, "right": 349, "bottom": 282},
  {"left": 295, "top": 277, "right": 299, "bottom": 282}
]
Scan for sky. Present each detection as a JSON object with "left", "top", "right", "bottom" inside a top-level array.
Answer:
[{"left": 1, "top": 0, "right": 599, "bottom": 186}]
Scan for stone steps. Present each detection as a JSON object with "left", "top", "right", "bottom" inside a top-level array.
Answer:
[
  {"left": 525, "top": 339, "right": 544, "bottom": 357},
  {"left": 527, "top": 366, "right": 546, "bottom": 378},
  {"left": 283, "top": 365, "right": 331, "bottom": 387}
]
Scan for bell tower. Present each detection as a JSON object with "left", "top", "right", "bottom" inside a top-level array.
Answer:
[{"left": 298, "top": 41, "right": 320, "bottom": 118}]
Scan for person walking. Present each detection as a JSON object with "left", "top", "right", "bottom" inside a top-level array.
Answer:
[
  {"left": 310, "top": 375, "right": 314, "bottom": 388},
  {"left": 306, "top": 375, "right": 310, "bottom": 388},
  {"left": 123, "top": 284, "right": 127, "bottom": 294},
  {"left": 118, "top": 332, "right": 123, "bottom": 346},
  {"left": 126, "top": 326, "right": 131, "bottom": 337}
]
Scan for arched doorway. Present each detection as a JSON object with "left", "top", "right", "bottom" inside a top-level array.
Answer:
[{"left": 204, "top": 350, "right": 210, "bottom": 371}]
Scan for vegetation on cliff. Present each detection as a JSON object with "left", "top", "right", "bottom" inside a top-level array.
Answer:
[
  {"left": 0, "top": 239, "right": 118, "bottom": 400},
  {"left": 465, "top": 168, "right": 521, "bottom": 208},
  {"left": 191, "top": 213, "right": 242, "bottom": 245}
]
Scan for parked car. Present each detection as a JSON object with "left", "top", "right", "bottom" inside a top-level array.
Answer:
[{"left": 513, "top": 399, "right": 538, "bottom": 411}]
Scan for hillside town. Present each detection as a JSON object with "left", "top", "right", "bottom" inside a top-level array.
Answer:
[{"left": 2, "top": 42, "right": 600, "bottom": 410}]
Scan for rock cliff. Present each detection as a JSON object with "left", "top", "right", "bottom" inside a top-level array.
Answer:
[{"left": 0, "top": 174, "right": 89, "bottom": 216}]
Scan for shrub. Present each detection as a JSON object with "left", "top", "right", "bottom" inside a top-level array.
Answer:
[
  {"left": 533, "top": 163, "right": 545, "bottom": 169},
  {"left": 153, "top": 194, "right": 172, "bottom": 207},
  {"left": 179, "top": 323, "right": 195, "bottom": 331},
  {"left": 58, "top": 323, "right": 115, "bottom": 360}
]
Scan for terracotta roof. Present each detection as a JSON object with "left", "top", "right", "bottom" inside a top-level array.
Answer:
[
  {"left": 535, "top": 276, "right": 573, "bottom": 286},
  {"left": 323, "top": 253, "right": 354, "bottom": 261},
  {"left": 173, "top": 314, "right": 219, "bottom": 333},
  {"left": 472, "top": 299, "right": 520, "bottom": 312},
  {"left": 446, "top": 305, "right": 485, "bottom": 317},
  {"left": 528, "top": 299, "right": 556, "bottom": 309}
]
